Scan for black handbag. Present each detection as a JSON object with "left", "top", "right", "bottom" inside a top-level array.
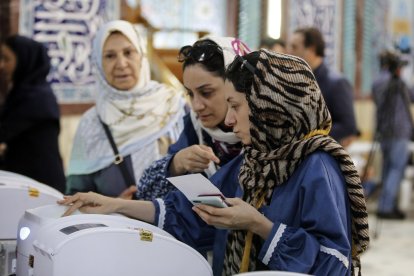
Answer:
[{"left": 99, "top": 118, "right": 136, "bottom": 192}]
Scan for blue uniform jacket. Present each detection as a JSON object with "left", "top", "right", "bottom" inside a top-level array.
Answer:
[
  {"left": 138, "top": 113, "right": 241, "bottom": 200},
  {"left": 153, "top": 151, "right": 352, "bottom": 276}
]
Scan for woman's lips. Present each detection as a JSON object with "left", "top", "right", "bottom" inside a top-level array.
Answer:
[
  {"left": 115, "top": 74, "right": 131, "bottom": 80},
  {"left": 198, "top": 114, "right": 211, "bottom": 120}
]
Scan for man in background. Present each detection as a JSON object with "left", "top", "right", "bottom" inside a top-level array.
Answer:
[
  {"left": 260, "top": 37, "right": 286, "bottom": 54},
  {"left": 372, "top": 50, "right": 414, "bottom": 219},
  {"left": 288, "top": 27, "right": 358, "bottom": 147}
]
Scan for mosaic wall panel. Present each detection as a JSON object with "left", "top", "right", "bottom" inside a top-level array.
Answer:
[
  {"left": 238, "top": 0, "right": 261, "bottom": 50},
  {"left": 140, "top": 0, "right": 227, "bottom": 48},
  {"left": 289, "top": 0, "right": 341, "bottom": 70},
  {"left": 342, "top": 0, "right": 356, "bottom": 86},
  {"left": 19, "top": 0, "right": 120, "bottom": 103}
]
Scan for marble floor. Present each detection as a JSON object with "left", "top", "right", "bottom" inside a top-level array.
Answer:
[{"left": 361, "top": 203, "right": 414, "bottom": 275}]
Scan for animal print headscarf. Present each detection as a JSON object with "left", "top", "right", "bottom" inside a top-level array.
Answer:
[{"left": 223, "top": 50, "right": 369, "bottom": 275}]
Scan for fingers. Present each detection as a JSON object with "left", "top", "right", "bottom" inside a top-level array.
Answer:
[
  {"left": 128, "top": 185, "right": 137, "bottom": 193},
  {"left": 198, "top": 145, "right": 220, "bottom": 163},
  {"left": 118, "top": 185, "right": 138, "bottom": 199},
  {"left": 58, "top": 194, "right": 79, "bottom": 205},
  {"left": 224, "top": 197, "right": 241, "bottom": 206},
  {"left": 192, "top": 204, "right": 226, "bottom": 216},
  {"left": 62, "top": 199, "right": 84, "bottom": 216},
  {"left": 192, "top": 205, "right": 229, "bottom": 228},
  {"left": 58, "top": 193, "right": 95, "bottom": 216},
  {"left": 186, "top": 160, "right": 211, "bottom": 172},
  {"left": 187, "top": 145, "right": 220, "bottom": 165},
  {"left": 174, "top": 145, "right": 220, "bottom": 174}
]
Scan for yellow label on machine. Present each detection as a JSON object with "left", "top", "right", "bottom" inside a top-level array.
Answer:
[
  {"left": 28, "top": 187, "right": 40, "bottom": 197},
  {"left": 139, "top": 229, "right": 153, "bottom": 242}
]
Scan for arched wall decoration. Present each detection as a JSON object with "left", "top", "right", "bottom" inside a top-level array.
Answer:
[
  {"left": 288, "top": 0, "right": 341, "bottom": 71},
  {"left": 19, "top": 0, "right": 120, "bottom": 104},
  {"left": 237, "top": 0, "right": 262, "bottom": 49},
  {"left": 342, "top": 0, "right": 356, "bottom": 87}
]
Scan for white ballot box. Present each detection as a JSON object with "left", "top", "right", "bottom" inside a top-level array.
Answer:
[
  {"left": 16, "top": 204, "right": 174, "bottom": 276},
  {"left": 0, "top": 171, "right": 63, "bottom": 239},
  {"left": 0, "top": 170, "right": 63, "bottom": 275},
  {"left": 28, "top": 213, "right": 212, "bottom": 276}
]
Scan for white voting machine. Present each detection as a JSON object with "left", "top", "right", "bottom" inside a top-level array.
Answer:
[
  {"left": 0, "top": 170, "right": 63, "bottom": 275},
  {"left": 17, "top": 204, "right": 212, "bottom": 276},
  {"left": 0, "top": 170, "right": 63, "bottom": 239}
]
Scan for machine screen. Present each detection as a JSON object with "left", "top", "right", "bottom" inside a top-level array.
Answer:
[{"left": 60, "top": 223, "right": 108, "bottom": 235}]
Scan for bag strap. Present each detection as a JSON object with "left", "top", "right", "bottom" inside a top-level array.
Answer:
[{"left": 99, "top": 118, "right": 135, "bottom": 187}]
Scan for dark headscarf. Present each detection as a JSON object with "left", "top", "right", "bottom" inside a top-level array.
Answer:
[
  {"left": 5, "top": 35, "right": 51, "bottom": 86},
  {"left": 1, "top": 35, "right": 59, "bottom": 121},
  {"left": 223, "top": 50, "right": 369, "bottom": 275}
]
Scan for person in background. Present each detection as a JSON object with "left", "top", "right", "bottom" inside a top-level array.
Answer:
[
  {"left": 372, "top": 50, "right": 414, "bottom": 219},
  {"left": 59, "top": 49, "right": 369, "bottom": 275},
  {"left": 66, "top": 20, "right": 187, "bottom": 198},
  {"left": 0, "top": 35, "right": 66, "bottom": 193},
  {"left": 288, "top": 27, "right": 358, "bottom": 147},
  {"left": 260, "top": 37, "right": 286, "bottom": 53},
  {"left": 136, "top": 37, "right": 245, "bottom": 200}
]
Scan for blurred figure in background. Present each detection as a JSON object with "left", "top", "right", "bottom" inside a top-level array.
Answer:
[
  {"left": 260, "top": 37, "right": 286, "bottom": 53},
  {"left": 66, "top": 20, "right": 187, "bottom": 198},
  {"left": 372, "top": 50, "right": 414, "bottom": 219},
  {"left": 288, "top": 27, "right": 358, "bottom": 147},
  {"left": 0, "top": 35, "right": 66, "bottom": 193}
]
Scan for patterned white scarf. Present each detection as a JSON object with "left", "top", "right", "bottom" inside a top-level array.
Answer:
[
  {"left": 68, "top": 20, "right": 186, "bottom": 177},
  {"left": 188, "top": 36, "right": 250, "bottom": 176}
]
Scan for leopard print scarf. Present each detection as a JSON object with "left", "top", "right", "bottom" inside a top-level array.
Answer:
[{"left": 223, "top": 50, "right": 369, "bottom": 275}]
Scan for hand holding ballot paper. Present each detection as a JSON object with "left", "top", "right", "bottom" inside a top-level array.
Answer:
[
  {"left": 167, "top": 174, "right": 229, "bottom": 208},
  {"left": 167, "top": 173, "right": 273, "bottom": 237}
]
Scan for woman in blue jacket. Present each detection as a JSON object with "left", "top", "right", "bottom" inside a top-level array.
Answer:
[
  {"left": 59, "top": 50, "right": 369, "bottom": 275},
  {"left": 136, "top": 36, "right": 248, "bottom": 200}
]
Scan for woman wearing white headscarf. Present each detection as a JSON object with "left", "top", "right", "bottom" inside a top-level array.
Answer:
[{"left": 66, "top": 20, "right": 187, "bottom": 198}]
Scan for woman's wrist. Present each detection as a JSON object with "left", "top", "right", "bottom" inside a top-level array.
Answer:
[
  {"left": 250, "top": 213, "right": 273, "bottom": 240},
  {"left": 169, "top": 152, "right": 184, "bottom": 176},
  {"left": 112, "top": 197, "right": 127, "bottom": 213},
  {"left": 111, "top": 197, "right": 155, "bottom": 224}
]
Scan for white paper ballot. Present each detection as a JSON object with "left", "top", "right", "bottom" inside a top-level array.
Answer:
[{"left": 166, "top": 173, "right": 223, "bottom": 200}]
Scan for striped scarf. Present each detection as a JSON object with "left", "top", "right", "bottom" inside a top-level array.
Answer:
[{"left": 223, "top": 50, "right": 369, "bottom": 275}]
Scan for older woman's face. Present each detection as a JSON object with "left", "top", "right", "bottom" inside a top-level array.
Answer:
[
  {"left": 183, "top": 64, "right": 228, "bottom": 129},
  {"left": 224, "top": 80, "right": 251, "bottom": 145},
  {"left": 102, "top": 32, "right": 141, "bottom": 90},
  {"left": 0, "top": 44, "right": 17, "bottom": 84}
]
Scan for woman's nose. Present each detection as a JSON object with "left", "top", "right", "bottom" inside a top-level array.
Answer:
[
  {"left": 224, "top": 110, "right": 234, "bottom": 127},
  {"left": 192, "top": 96, "right": 205, "bottom": 111},
  {"left": 115, "top": 54, "right": 128, "bottom": 67}
]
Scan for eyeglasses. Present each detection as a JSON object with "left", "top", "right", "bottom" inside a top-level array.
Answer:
[
  {"left": 177, "top": 43, "right": 222, "bottom": 63},
  {"left": 227, "top": 55, "right": 256, "bottom": 75}
]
